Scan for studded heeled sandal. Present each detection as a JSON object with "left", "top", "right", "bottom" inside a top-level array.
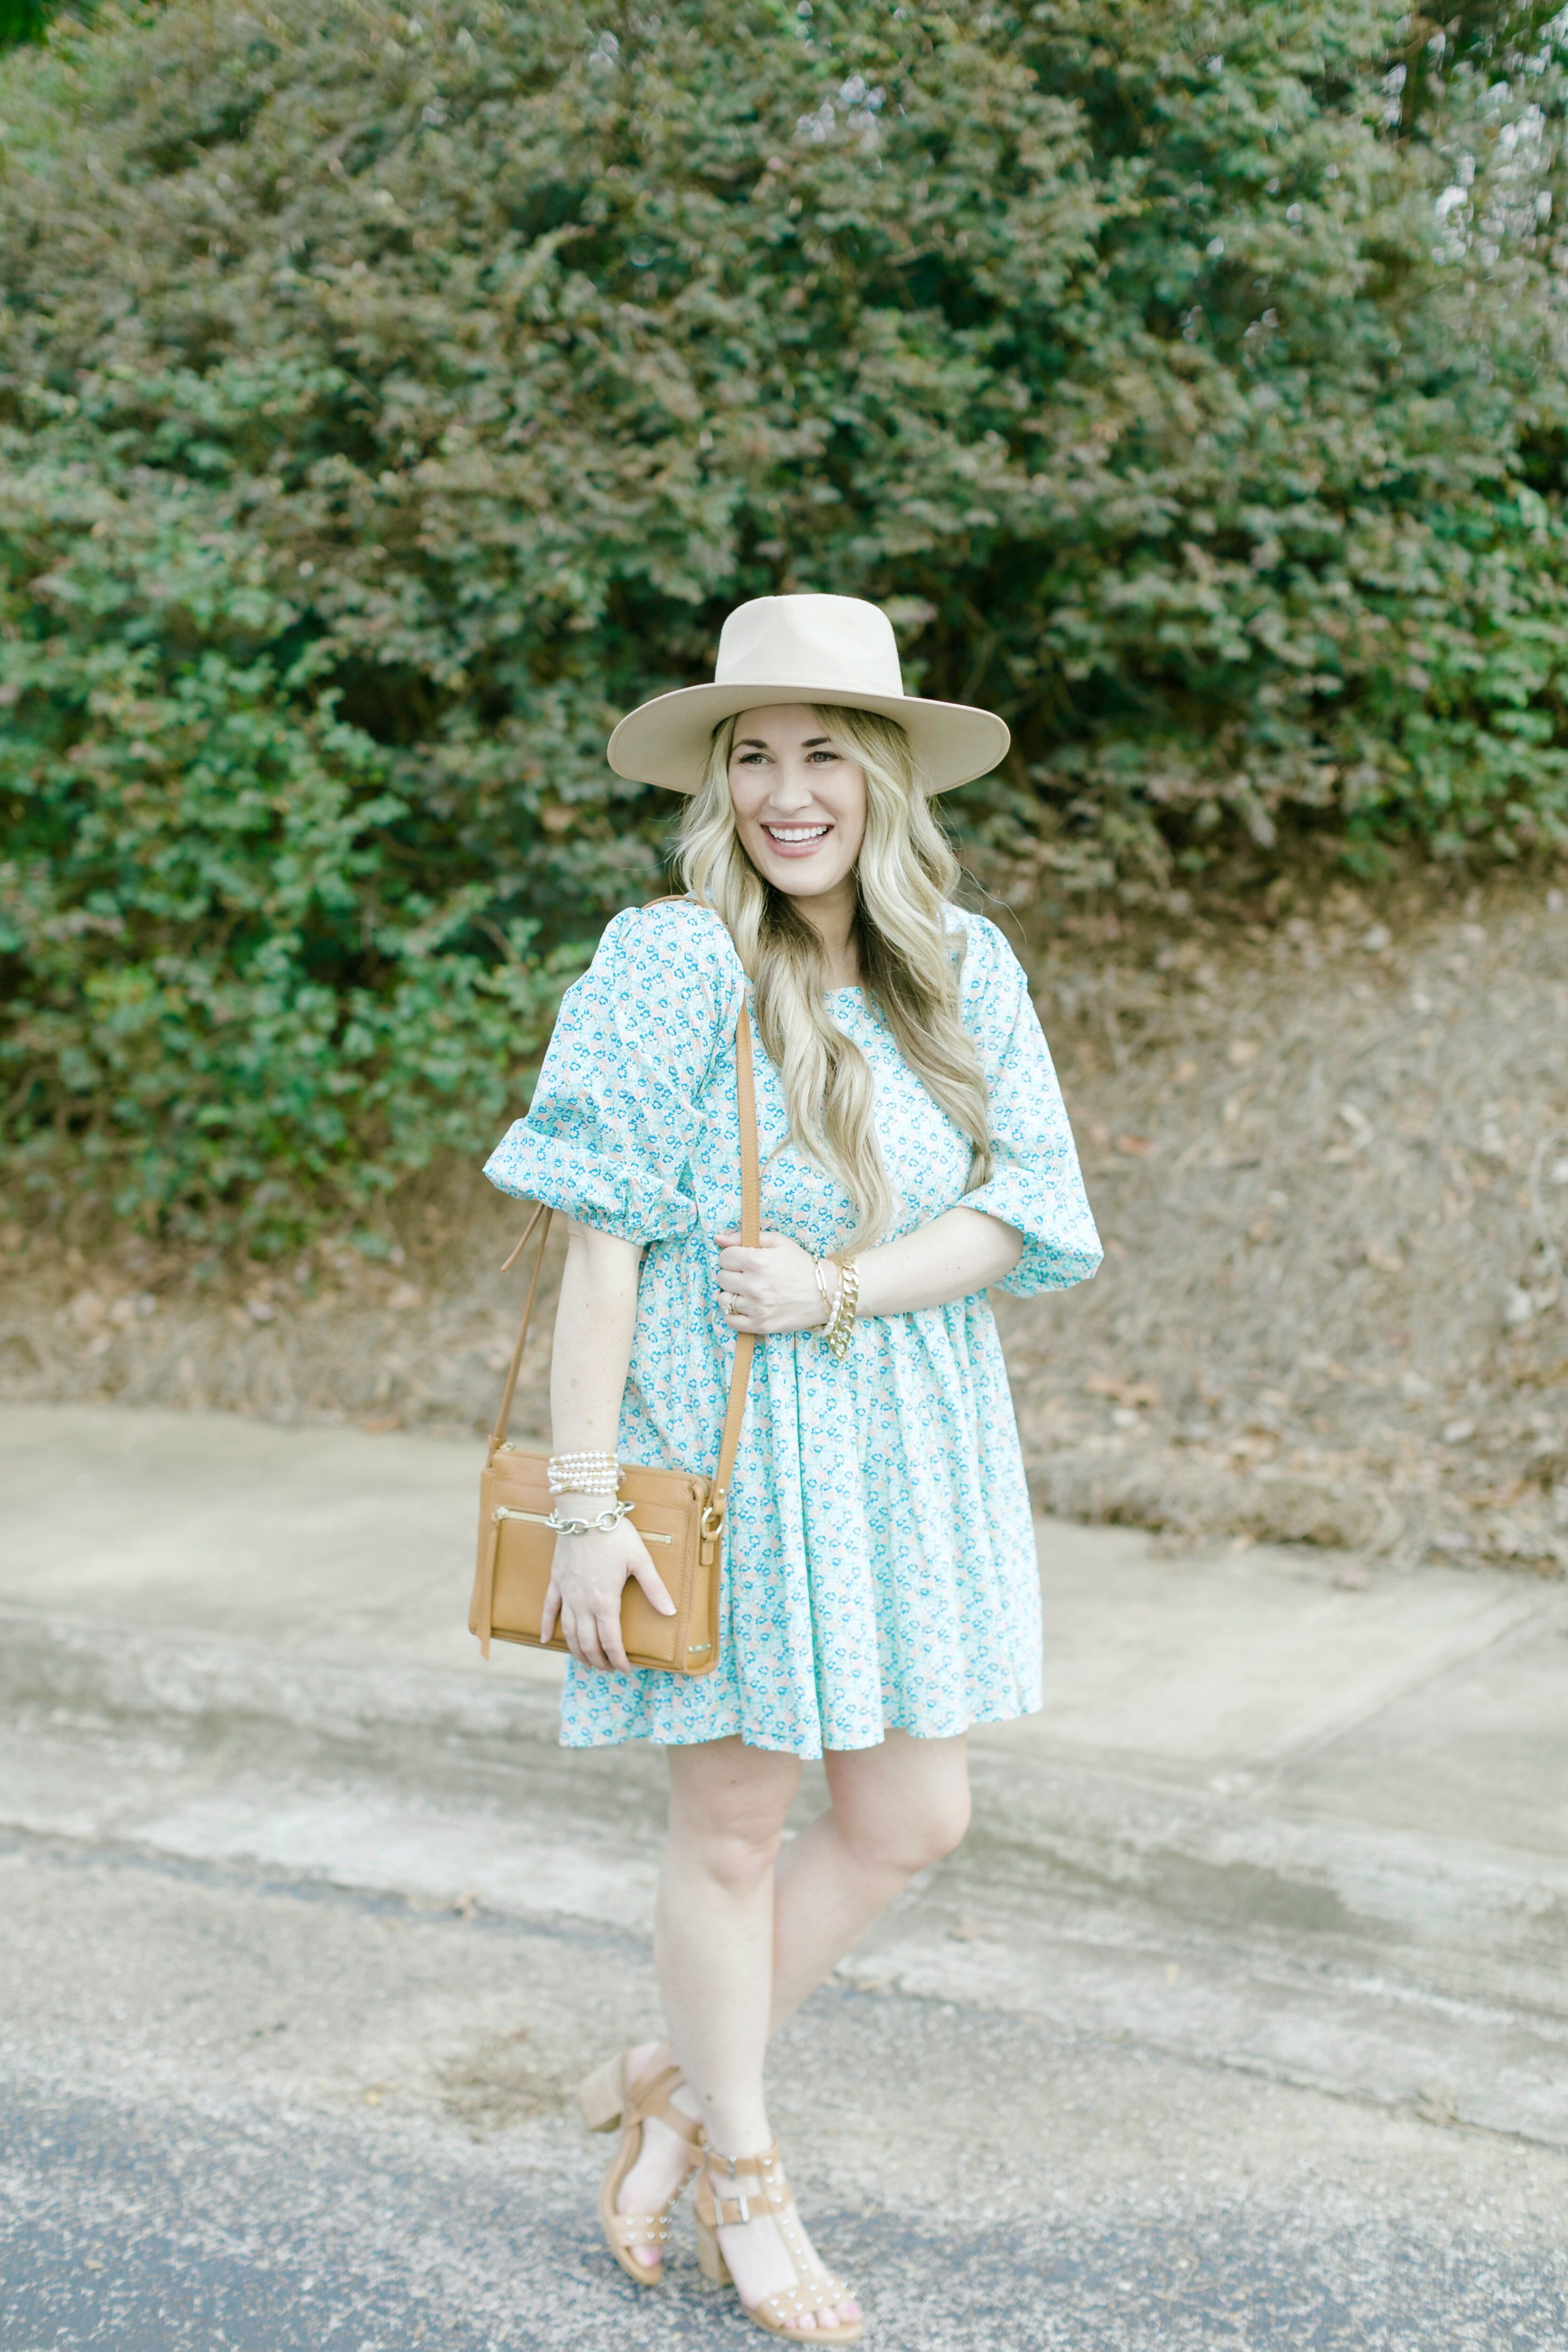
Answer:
[
  {"left": 578, "top": 2049, "right": 703, "bottom": 2286},
  {"left": 694, "top": 2139, "right": 863, "bottom": 2344}
]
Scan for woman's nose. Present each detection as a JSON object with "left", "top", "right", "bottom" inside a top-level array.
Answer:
[{"left": 763, "top": 761, "right": 816, "bottom": 811}]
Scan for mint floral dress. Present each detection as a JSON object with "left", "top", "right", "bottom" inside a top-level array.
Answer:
[{"left": 483, "top": 900, "right": 1101, "bottom": 1760}]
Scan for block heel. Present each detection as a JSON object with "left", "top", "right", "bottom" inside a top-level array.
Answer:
[
  {"left": 696, "top": 2217, "right": 732, "bottom": 2285},
  {"left": 577, "top": 2052, "right": 626, "bottom": 2134}
]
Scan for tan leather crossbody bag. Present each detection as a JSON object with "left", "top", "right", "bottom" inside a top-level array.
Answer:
[{"left": 468, "top": 1001, "right": 759, "bottom": 1676}]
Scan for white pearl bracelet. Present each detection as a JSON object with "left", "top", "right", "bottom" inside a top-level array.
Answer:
[{"left": 548, "top": 1450, "right": 621, "bottom": 1496}]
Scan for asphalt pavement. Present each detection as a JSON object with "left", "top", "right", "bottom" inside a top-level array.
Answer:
[{"left": 1, "top": 1402, "right": 1565, "bottom": 2350}]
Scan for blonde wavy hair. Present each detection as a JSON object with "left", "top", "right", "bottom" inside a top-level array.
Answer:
[{"left": 678, "top": 704, "right": 993, "bottom": 1251}]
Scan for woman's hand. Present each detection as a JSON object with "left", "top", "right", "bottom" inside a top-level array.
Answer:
[
  {"left": 714, "top": 1230, "right": 833, "bottom": 1334},
  {"left": 541, "top": 1506, "right": 674, "bottom": 1674}
]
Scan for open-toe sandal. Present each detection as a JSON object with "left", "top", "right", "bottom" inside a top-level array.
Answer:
[
  {"left": 694, "top": 2138, "right": 862, "bottom": 2343},
  {"left": 577, "top": 2048, "right": 702, "bottom": 2285}
]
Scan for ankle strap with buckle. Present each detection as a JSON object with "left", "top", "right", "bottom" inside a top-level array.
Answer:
[{"left": 703, "top": 2139, "right": 794, "bottom": 2227}]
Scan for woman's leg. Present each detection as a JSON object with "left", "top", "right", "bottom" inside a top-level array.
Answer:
[
  {"left": 769, "top": 1729, "right": 971, "bottom": 2026},
  {"left": 618, "top": 1736, "right": 857, "bottom": 2327},
  {"left": 658, "top": 1736, "right": 800, "bottom": 2154},
  {"left": 617, "top": 1738, "right": 797, "bottom": 2267},
  {"left": 617, "top": 1730, "right": 968, "bottom": 2323}
]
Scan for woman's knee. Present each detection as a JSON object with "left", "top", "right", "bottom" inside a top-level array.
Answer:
[
  {"left": 668, "top": 1744, "right": 799, "bottom": 1895},
  {"left": 835, "top": 1774, "right": 971, "bottom": 1877}
]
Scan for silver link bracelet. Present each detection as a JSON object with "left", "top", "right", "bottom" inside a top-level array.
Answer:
[{"left": 545, "top": 1499, "right": 636, "bottom": 1537}]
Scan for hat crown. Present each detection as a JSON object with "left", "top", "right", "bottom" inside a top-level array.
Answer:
[{"left": 714, "top": 595, "right": 905, "bottom": 701}]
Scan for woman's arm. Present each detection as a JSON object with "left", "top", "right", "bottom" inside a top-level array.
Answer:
[
  {"left": 543, "top": 1217, "right": 675, "bottom": 1672},
  {"left": 550, "top": 1217, "right": 643, "bottom": 1454},
  {"left": 715, "top": 1206, "right": 1023, "bottom": 1334},
  {"left": 853, "top": 1206, "right": 1022, "bottom": 1315}
]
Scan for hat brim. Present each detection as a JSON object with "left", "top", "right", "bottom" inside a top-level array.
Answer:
[{"left": 606, "top": 681, "right": 1011, "bottom": 796}]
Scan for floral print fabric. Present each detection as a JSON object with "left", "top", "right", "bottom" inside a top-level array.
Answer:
[{"left": 483, "top": 900, "right": 1101, "bottom": 1759}]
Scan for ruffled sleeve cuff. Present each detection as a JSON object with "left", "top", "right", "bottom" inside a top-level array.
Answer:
[
  {"left": 960, "top": 1163, "right": 1104, "bottom": 1297},
  {"left": 950, "top": 915, "right": 1103, "bottom": 1297},
  {"left": 482, "top": 1121, "right": 698, "bottom": 1249}
]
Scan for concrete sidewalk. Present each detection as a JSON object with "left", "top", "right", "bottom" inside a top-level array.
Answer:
[{"left": 1, "top": 1403, "right": 1566, "bottom": 2349}]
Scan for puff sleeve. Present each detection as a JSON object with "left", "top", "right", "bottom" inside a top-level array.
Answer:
[
  {"left": 482, "top": 903, "right": 738, "bottom": 1248},
  {"left": 955, "top": 918, "right": 1103, "bottom": 1298}
]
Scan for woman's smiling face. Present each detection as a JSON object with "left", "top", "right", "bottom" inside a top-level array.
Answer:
[{"left": 726, "top": 704, "right": 868, "bottom": 902}]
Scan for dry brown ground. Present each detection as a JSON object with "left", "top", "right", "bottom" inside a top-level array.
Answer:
[
  {"left": 3, "top": 869, "right": 1566, "bottom": 1574},
  {"left": 1004, "top": 871, "right": 1568, "bottom": 1575}
]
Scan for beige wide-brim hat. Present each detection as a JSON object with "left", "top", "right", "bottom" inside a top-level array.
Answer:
[{"left": 606, "top": 594, "right": 1011, "bottom": 795}]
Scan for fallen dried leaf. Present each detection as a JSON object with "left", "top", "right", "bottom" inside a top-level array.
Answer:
[
  {"left": 1085, "top": 1374, "right": 1162, "bottom": 1408},
  {"left": 1414, "top": 2080, "right": 1459, "bottom": 2126}
]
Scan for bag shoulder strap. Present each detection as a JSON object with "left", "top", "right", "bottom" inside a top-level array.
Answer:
[
  {"left": 485, "top": 1199, "right": 553, "bottom": 1458},
  {"left": 486, "top": 1000, "right": 760, "bottom": 1506},
  {"left": 712, "top": 1000, "right": 759, "bottom": 1515}
]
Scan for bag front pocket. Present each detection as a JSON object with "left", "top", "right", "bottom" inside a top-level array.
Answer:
[{"left": 478, "top": 1480, "right": 710, "bottom": 1671}]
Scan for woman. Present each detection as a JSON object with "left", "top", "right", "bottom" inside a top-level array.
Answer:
[{"left": 484, "top": 594, "right": 1101, "bottom": 2341}]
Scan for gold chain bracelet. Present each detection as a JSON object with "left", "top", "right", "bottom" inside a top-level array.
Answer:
[{"left": 820, "top": 1255, "right": 859, "bottom": 1363}]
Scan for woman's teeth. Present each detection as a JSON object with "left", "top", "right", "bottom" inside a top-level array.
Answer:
[{"left": 765, "top": 825, "right": 829, "bottom": 842}]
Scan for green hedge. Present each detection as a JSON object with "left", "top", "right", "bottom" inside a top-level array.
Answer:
[{"left": 3, "top": 0, "right": 1568, "bottom": 1246}]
